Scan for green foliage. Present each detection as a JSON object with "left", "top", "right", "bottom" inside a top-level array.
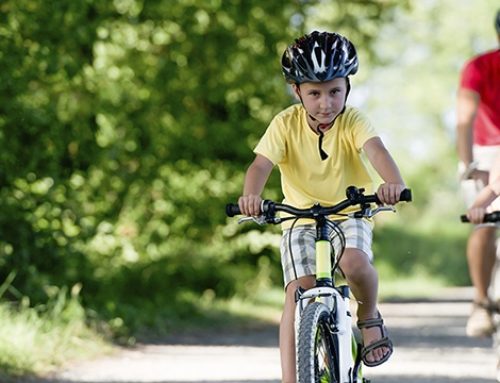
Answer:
[
  {"left": 373, "top": 221, "right": 470, "bottom": 286},
  {"left": 0, "top": 0, "right": 310, "bottom": 334}
]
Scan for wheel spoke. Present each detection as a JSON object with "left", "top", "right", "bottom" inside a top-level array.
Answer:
[{"left": 315, "top": 323, "right": 334, "bottom": 381}]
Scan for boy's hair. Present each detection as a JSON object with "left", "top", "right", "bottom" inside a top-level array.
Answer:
[{"left": 281, "top": 31, "right": 358, "bottom": 84}]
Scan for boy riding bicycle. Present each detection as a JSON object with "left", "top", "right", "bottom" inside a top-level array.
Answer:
[{"left": 237, "top": 31, "right": 406, "bottom": 382}]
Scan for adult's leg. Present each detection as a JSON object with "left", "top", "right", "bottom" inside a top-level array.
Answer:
[
  {"left": 468, "top": 226, "right": 497, "bottom": 301},
  {"left": 466, "top": 225, "right": 496, "bottom": 336}
]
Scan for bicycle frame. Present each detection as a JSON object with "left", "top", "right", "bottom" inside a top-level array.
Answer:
[
  {"left": 227, "top": 186, "right": 411, "bottom": 383},
  {"left": 293, "top": 215, "right": 359, "bottom": 383}
]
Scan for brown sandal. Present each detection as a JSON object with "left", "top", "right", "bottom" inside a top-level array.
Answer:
[{"left": 357, "top": 312, "right": 393, "bottom": 367}]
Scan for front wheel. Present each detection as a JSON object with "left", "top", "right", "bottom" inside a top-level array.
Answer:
[{"left": 297, "top": 302, "right": 339, "bottom": 383}]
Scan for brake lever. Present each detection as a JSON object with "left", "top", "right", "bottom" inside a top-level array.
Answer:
[
  {"left": 238, "top": 215, "right": 267, "bottom": 225},
  {"left": 349, "top": 205, "right": 396, "bottom": 219},
  {"left": 365, "top": 205, "right": 396, "bottom": 218}
]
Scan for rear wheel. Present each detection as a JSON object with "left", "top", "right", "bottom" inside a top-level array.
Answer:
[{"left": 297, "top": 302, "right": 339, "bottom": 383}]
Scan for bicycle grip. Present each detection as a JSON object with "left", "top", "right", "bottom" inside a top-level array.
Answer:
[
  {"left": 399, "top": 189, "right": 412, "bottom": 202},
  {"left": 460, "top": 211, "right": 500, "bottom": 223},
  {"left": 372, "top": 188, "right": 412, "bottom": 204},
  {"left": 225, "top": 203, "right": 241, "bottom": 217}
]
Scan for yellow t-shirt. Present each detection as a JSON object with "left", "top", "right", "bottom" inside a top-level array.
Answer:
[{"left": 254, "top": 103, "right": 378, "bottom": 226}]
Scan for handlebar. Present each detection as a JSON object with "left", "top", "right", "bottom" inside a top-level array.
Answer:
[
  {"left": 460, "top": 211, "right": 500, "bottom": 223},
  {"left": 226, "top": 186, "right": 412, "bottom": 219}
]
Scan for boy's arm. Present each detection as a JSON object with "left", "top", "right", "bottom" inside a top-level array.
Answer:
[
  {"left": 238, "top": 154, "right": 274, "bottom": 216},
  {"left": 363, "top": 137, "right": 405, "bottom": 205}
]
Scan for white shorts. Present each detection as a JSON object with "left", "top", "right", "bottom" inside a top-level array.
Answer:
[
  {"left": 461, "top": 145, "right": 500, "bottom": 208},
  {"left": 280, "top": 219, "right": 373, "bottom": 287}
]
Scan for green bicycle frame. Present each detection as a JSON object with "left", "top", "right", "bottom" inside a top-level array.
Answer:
[
  {"left": 315, "top": 216, "right": 333, "bottom": 286},
  {"left": 316, "top": 240, "right": 331, "bottom": 280}
]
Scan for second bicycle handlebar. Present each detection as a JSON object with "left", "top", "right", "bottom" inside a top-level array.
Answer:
[
  {"left": 226, "top": 186, "right": 412, "bottom": 218},
  {"left": 460, "top": 211, "right": 500, "bottom": 223}
]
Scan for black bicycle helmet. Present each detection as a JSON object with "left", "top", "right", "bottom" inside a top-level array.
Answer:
[
  {"left": 496, "top": 9, "right": 500, "bottom": 34},
  {"left": 281, "top": 31, "right": 358, "bottom": 84}
]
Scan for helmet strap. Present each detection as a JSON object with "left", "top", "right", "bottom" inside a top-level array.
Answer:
[
  {"left": 295, "top": 84, "right": 338, "bottom": 161},
  {"left": 345, "top": 77, "right": 351, "bottom": 100},
  {"left": 317, "top": 128, "right": 329, "bottom": 160}
]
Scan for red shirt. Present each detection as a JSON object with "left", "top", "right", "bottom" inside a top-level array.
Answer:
[{"left": 460, "top": 49, "right": 500, "bottom": 146}]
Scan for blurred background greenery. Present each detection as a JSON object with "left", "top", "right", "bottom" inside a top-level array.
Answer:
[{"left": 0, "top": 0, "right": 498, "bottom": 377}]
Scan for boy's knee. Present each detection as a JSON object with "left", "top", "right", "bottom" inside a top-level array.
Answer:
[{"left": 340, "top": 249, "right": 373, "bottom": 277}]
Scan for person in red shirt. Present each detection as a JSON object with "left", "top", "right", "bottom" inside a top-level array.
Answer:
[{"left": 456, "top": 9, "right": 500, "bottom": 338}]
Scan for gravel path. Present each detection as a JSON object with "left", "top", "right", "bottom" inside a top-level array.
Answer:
[{"left": 16, "top": 287, "right": 500, "bottom": 383}]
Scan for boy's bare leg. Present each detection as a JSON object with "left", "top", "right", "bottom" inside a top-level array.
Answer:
[
  {"left": 340, "top": 248, "right": 388, "bottom": 364},
  {"left": 280, "top": 276, "right": 315, "bottom": 383}
]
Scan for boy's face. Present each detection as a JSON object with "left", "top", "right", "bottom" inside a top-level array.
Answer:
[{"left": 293, "top": 78, "right": 348, "bottom": 126}]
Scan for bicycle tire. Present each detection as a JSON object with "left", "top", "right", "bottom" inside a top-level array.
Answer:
[{"left": 297, "top": 302, "right": 339, "bottom": 383}]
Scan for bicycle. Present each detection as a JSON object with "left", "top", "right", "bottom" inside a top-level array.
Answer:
[
  {"left": 226, "top": 185, "right": 412, "bottom": 383},
  {"left": 461, "top": 211, "right": 500, "bottom": 382}
]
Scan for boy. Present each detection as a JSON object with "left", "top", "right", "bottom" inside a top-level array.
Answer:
[{"left": 237, "top": 31, "right": 406, "bottom": 382}]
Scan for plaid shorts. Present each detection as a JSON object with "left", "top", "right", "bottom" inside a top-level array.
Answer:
[{"left": 280, "top": 218, "right": 373, "bottom": 287}]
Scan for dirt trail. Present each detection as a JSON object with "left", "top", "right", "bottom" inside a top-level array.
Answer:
[{"left": 13, "top": 287, "right": 500, "bottom": 383}]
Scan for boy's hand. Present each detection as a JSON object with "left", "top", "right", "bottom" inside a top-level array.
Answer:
[
  {"left": 376, "top": 183, "right": 406, "bottom": 205},
  {"left": 238, "top": 194, "right": 263, "bottom": 216},
  {"left": 467, "top": 206, "right": 487, "bottom": 224}
]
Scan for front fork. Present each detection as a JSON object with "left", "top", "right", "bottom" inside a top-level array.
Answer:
[{"left": 295, "top": 285, "right": 362, "bottom": 383}]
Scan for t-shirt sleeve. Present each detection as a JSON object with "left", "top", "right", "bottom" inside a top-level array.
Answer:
[
  {"left": 348, "top": 109, "right": 378, "bottom": 150},
  {"left": 460, "top": 59, "right": 482, "bottom": 94},
  {"left": 254, "top": 116, "right": 286, "bottom": 165}
]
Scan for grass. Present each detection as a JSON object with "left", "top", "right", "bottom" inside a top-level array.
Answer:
[
  {"left": 136, "top": 287, "right": 284, "bottom": 342},
  {"left": 378, "top": 270, "right": 450, "bottom": 300},
  {"left": 0, "top": 290, "right": 112, "bottom": 379},
  {"left": 165, "top": 272, "right": 454, "bottom": 332}
]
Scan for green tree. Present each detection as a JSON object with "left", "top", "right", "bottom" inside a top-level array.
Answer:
[
  {"left": 0, "top": 0, "right": 310, "bottom": 325},
  {"left": 0, "top": 0, "right": 420, "bottom": 332}
]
